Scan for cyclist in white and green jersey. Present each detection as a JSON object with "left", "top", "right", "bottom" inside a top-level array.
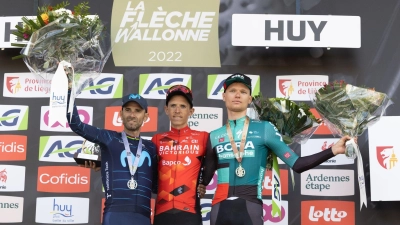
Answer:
[{"left": 201, "top": 73, "right": 351, "bottom": 225}]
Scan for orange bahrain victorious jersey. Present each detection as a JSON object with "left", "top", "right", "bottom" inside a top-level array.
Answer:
[{"left": 152, "top": 126, "right": 209, "bottom": 215}]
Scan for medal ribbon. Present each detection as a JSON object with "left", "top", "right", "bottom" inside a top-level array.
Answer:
[
  {"left": 226, "top": 117, "right": 250, "bottom": 163},
  {"left": 121, "top": 131, "right": 142, "bottom": 181}
]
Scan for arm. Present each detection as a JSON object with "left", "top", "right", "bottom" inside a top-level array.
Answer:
[
  {"left": 292, "top": 135, "right": 351, "bottom": 173},
  {"left": 151, "top": 135, "right": 159, "bottom": 194},
  {"left": 201, "top": 135, "right": 217, "bottom": 186},
  {"left": 66, "top": 90, "right": 111, "bottom": 145}
]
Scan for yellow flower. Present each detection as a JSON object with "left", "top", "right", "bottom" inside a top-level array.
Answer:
[{"left": 41, "top": 13, "right": 49, "bottom": 24}]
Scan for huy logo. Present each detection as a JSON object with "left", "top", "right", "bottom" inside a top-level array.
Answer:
[
  {"left": 0, "top": 106, "right": 29, "bottom": 131},
  {"left": 5, "top": 77, "right": 22, "bottom": 94},
  {"left": 262, "top": 200, "right": 288, "bottom": 224},
  {"left": 0, "top": 165, "right": 25, "bottom": 192},
  {"left": 139, "top": 74, "right": 191, "bottom": 99},
  {"left": 37, "top": 166, "right": 90, "bottom": 193},
  {"left": 39, "top": 136, "right": 84, "bottom": 162},
  {"left": 35, "top": 197, "right": 89, "bottom": 224},
  {"left": 105, "top": 106, "right": 158, "bottom": 132},
  {"left": 51, "top": 93, "right": 66, "bottom": 105},
  {"left": 207, "top": 74, "right": 260, "bottom": 100},
  {"left": 78, "top": 73, "right": 123, "bottom": 99},
  {"left": 262, "top": 169, "right": 288, "bottom": 196},
  {"left": 0, "top": 196, "right": 24, "bottom": 223},
  {"left": 0, "top": 135, "right": 27, "bottom": 161},
  {"left": 301, "top": 200, "right": 354, "bottom": 225},
  {"left": 376, "top": 146, "right": 398, "bottom": 170},
  {"left": 40, "top": 106, "right": 93, "bottom": 132}
]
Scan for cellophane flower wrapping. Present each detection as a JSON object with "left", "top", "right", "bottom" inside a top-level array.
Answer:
[
  {"left": 310, "top": 81, "right": 393, "bottom": 138},
  {"left": 15, "top": 2, "right": 111, "bottom": 95},
  {"left": 251, "top": 93, "right": 321, "bottom": 169}
]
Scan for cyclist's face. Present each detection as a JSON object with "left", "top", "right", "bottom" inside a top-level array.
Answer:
[
  {"left": 165, "top": 95, "right": 194, "bottom": 129},
  {"left": 223, "top": 82, "right": 252, "bottom": 112},
  {"left": 120, "top": 102, "right": 148, "bottom": 132}
]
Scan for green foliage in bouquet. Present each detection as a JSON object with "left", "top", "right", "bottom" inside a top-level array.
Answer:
[
  {"left": 314, "top": 80, "right": 389, "bottom": 136},
  {"left": 252, "top": 93, "right": 320, "bottom": 169},
  {"left": 11, "top": 1, "right": 104, "bottom": 60}
]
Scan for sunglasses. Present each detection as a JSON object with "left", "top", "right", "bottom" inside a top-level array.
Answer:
[{"left": 166, "top": 85, "right": 193, "bottom": 98}]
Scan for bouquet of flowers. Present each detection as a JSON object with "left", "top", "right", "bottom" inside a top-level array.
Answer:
[
  {"left": 311, "top": 80, "right": 392, "bottom": 159},
  {"left": 310, "top": 80, "right": 392, "bottom": 210},
  {"left": 252, "top": 94, "right": 321, "bottom": 168},
  {"left": 251, "top": 93, "right": 321, "bottom": 218},
  {"left": 12, "top": 1, "right": 111, "bottom": 125}
]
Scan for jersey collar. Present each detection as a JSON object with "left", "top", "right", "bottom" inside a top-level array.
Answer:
[{"left": 170, "top": 125, "right": 191, "bottom": 134}]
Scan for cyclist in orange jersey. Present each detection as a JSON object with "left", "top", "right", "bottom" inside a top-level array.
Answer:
[{"left": 152, "top": 85, "right": 209, "bottom": 225}]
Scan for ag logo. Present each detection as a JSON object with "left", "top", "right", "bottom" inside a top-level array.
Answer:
[
  {"left": 0, "top": 105, "right": 29, "bottom": 131},
  {"left": 139, "top": 73, "right": 191, "bottom": 99},
  {"left": 39, "top": 136, "right": 84, "bottom": 162},
  {"left": 78, "top": 73, "right": 123, "bottom": 99},
  {"left": 207, "top": 74, "right": 260, "bottom": 100}
]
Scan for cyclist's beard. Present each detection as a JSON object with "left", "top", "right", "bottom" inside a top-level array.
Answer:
[{"left": 123, "top": 117, "right": 143, "bottom": 132}]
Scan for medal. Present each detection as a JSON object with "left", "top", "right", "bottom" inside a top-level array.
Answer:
[
  {"left": 127, "top": 179, "right": 138, "bottom": 190},
  {"left": 226, "top": 117, "right": 250, "bottom": 177},
  {"left": 236, "top": 163, "right": 246, "bottom": 177}
]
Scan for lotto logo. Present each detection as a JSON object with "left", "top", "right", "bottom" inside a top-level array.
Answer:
[{"left": 301, "top": 200, "right": 354, "bottom": 224}]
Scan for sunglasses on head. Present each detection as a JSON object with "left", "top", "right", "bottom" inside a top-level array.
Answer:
[{"left": 166, "top": 85, "right": 193, "bottom": 98}]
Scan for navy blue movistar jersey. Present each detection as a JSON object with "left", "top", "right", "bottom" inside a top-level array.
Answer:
[{"left": 67, "top": 103, "right": 158, "bottom": 217}]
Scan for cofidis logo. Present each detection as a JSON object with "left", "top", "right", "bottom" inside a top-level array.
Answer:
[
  {"left": 0, "top": 135, "right": 27, "bottom": 161},
  {"left": 0, "top": 196, "right": 24, "bottom": 223},
  {"left": 105, "top": 106, "right": 158, "bottom": 132},
  {"left": 35, "top": 197, "right": 89, "bottom": 224},
  {"left": 0, "top": 105, "right": 28, "bottom": 131},
  {"left": 39, "top": 136, "right": 84, "bottom": 162},
  {"left": 139, "top": 73, "right": 191, "bottom": 99},
  {"left": 207, "top": 74, "right": 260, "bottom": 99},
  {"left": 40, "top": 106, "right": 93, "bottom": 132},
  {"left": 37, "top": 166, "right": 90, "bottom": 193}
]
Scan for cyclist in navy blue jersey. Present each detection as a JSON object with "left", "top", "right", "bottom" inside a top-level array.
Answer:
[{"left": 67, "top": 92, "right": 158, "bottom": 225}]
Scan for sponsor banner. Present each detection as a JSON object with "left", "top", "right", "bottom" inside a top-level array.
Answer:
[
  {"left": 232, "top": 14, "right": 361, "bottom": 48},
  {"left": 186, "top": 107, "right": 223, "bottom": 132},
  {"left": 0, "top": 135, "right": 27, "bottom": 161},
  {"left": 0, "top": 165, "right": 25, "bottom": 192},
  {"left": 301, "top": 138, "right": 354, "bottom": 165},
  {"left": 76, "top": 73, "right": 123, "bottom": 99},
  {"left": 262, "top": 169, "right": 288, "bottom": 196},
  {"left": 368, "top": 116, "right": 400, "bottom": 201},
  {"left": 40, "top": 106, "right": 93, "bottom": 132},
  {"left": 139, "top": 73, "right": 191, "bottom": 99},
  {"left": 105, "top": 106, "right": 158, "bottom": 132},
  {"left": 3, "top": 73, "right": 123, "bottom": 99},
  {"left": 39, "top": 136, "right": 84, "bottom": 162},
  {"left": 0, "top": 196, "right": 24, "bottom": 223},
  {"left": 0, "top": 16, "right": 32, "bottom": 48},
  {"left": 309, "top": 109, "right": 333, "bottom": 135},
  {"left": 0, "top": 105, "right": 29, "bottom": 131},
  {"left": 207, "top": 74, "right": 260, "bottom": 99},
  {"left": 37, "top": 166, "right": 90, "bottom": 193},
  {"left": 35, "top": 197, "right": 89, "bottom": 224},
  {"left": 276, "top": 75, "right": 328, "bottom": 101},
  {"left": 301, "top": 169, "right": 354, "bottom": 196},
  {"left": 201, "top": 198, "right": 212, "bottom": 225},
  {"left": 111, "top": 0, "right": 220, "bottom": 67},
  {"left": 262, "top": 200, "right": 289, "bottom": 224},
  {"left": 301, "top": 200, "right": 355, "bottom": 224}
]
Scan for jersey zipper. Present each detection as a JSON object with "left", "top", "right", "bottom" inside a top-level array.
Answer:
[{"left": 232, "top": 120, "right": 237, "bottom": 197}]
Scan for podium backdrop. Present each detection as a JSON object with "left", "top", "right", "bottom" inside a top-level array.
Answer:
[{"left": 1, "top": 0, "right": 400, "bottom": 224}]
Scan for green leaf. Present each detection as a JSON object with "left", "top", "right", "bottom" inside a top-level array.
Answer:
[
  {"left": 37, "top": 14, "right": 46, "bottom": 26},
  {"left": 12, "top": 55, "right": 25, "bottom": 60}
]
